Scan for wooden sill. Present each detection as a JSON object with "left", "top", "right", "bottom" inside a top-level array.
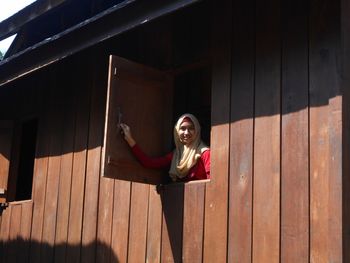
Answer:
[
  {"left": 7, "top": 199, "right": 33, "bottom": 205},
  {"left": 184, "top": 179, "right": 210, "bottom": 185},
  {"left": 158, "top": 179, "right": 210, "bottom": 191}
]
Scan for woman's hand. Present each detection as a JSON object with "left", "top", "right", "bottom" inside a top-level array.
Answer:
[{"left": 120, "top": 123, "right": 136, "bottom": 147}]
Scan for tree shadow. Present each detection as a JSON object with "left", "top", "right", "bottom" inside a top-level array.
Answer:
[{"left": 0, "top": 238, "right": 120, "bottom": 263}]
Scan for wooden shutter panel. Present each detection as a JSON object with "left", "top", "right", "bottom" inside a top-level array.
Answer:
[
  {"left": 101, "top": 55, "right": 173, "bottom": 184},
  {"left": 0, "top": 121, "right": 13, "bottom": 202}
]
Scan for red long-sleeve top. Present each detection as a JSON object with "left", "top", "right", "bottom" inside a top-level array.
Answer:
[{"left": 131, "top": 144, "right": 210, "bottom": 181}]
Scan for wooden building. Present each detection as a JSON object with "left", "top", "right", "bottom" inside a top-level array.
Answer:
[{"left": 0, "top": 0, "right": 349, "bottom": 262}]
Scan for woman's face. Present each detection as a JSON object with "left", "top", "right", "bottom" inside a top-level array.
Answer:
[{"left": 178, "top": 120, "right": 195, "bottom": 145}]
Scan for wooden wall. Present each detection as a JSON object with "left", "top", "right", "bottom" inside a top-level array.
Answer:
[
  {"left": 220, "top": 0, "right": 342, "bottom": 262},
  {"left": 0, "top": 0, "right": 345, "bottom": 262},
  {"left": 342, "top": 0, "right": 350, "bottom": 261}
]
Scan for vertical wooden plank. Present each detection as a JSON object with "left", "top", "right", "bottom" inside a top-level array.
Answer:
[
  {"left": 96, "top": 176, "right": 114, "bottom": 263},
  {"left": 182, "top": 182, "right": 205, "bottom": 263},
  {"left": 41, "top": 67, "right": 65, "bottom": 263},
  {"left": 145, "top": 185, "right": 162, "bottom": 263},
  {"left": 127, "top": 182, "right": 149, "bottom": 263},
  {"left": 328, "top": 18, "right": 343, "bottom": 263},
  {"left": 252, "top": 0, "right": 281, "bottom": 262},
  {"left": 7, "top": 204, "right": 22, "bottom": 263},
  {"left": 280, "top": 0, "right": 309, "bottom": 262},
  {"left": 54, "top": 59, "right": 77, "bottom": 263},
  {"left": 96, "top": 55, "right": 122, "bottom": 263},
  {"left": 0, "top": 206, "right": 11, "bottom": 263},
  {"left": 341, "top": 0, "right": 350, "bottom": 260},
  {"left": 81, "top": 54, "right": 107, "bottom": 263},
  {"left": 29, "top": 71, "right": 51, "bottom": 263},
  {"left": 110, "top": 180, "right": 131, "bottom": 263},
  {"left": 228, "top": 0, "right": 254, "bottom": 262},
  {"left": 0, "top": 212, "right": 2, "bottom": 263},
  {"left": 203, "top": 0, "right": 231, "bottom": 261},
  {"left": 18, "top": 201, "right": 33, "bottom": 263},
  {"left": 161, "top": 183, "right": 184, "bottom": 263},
  {"left": 309, "top": 0, "right": 342, "bottom": 262},
  {"left": 0, "top": 121, "right": 13, "bottom": 203},
  {"left": 66, "top": 54, "right": 92, "bottom": 263}
]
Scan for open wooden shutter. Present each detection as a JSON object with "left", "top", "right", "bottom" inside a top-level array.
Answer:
[
  {"left": 0, "top": 121, "right": 13, "bottom": 202},
  {"left": 101, "top": 56, "right": 173, "bottom": 184}
]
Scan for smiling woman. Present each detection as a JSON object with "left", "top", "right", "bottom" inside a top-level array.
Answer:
[
  {"left": 178, "top": 117, "right": 195, "bottom": 145},
  {"left": 120, "top": 113, "right": 211, "bottom": 183}
]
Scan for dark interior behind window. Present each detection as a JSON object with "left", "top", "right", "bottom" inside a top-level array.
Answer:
[{"left": 15, "top": 118, "right": 37, "bottom": 201}]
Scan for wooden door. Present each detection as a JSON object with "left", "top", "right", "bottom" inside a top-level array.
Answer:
[{"left": 101, "top": 55, "right": 173, "bottom": 184}]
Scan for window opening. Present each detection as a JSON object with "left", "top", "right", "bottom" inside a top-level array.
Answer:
[
  {"left": 14, "top": 118, "right": 38, "bottom": 201},
  {"left": 173, "top": 65, "right": 211, "bottom": 146}
]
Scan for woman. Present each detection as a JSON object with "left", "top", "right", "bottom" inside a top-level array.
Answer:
[{"left": 120, "top": 113, "right": 210, "bottom": 182}]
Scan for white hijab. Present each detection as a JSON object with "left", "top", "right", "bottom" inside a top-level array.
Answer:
[{"left": 169, "top": 114, "right": 209, "bottom": 181}]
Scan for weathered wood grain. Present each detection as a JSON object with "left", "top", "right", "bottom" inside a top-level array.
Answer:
[
  {"left": 252, "top": 0, "right": 281, "bottom": 262},
  {"left": 81, "top": 53, "right": 107, "bottom": 263},
  {"left": 66, "top": 55, "right": 92, "bottom": 263},
  {"left": 182, "top": 182, "right": 205, "bottom": 263},
  {"left": 127, "top": 182, "right": 149, "bottom": 263},
  {"left": 281, "top": 0, "right": 309, "bottom": 261},
  {"left": 54, "top": 58, "right": 77, "bottom": 263},
  {"left": 110, "top": 180, "right": 131, "bottom": 263},
  {"left": 203, "top": 0, "right": 231, "bottom": 261},
  {"left": 161, "top": 183, "right": 184, "bottom": 263},
  {"left": 18, "top": 201, "right": 33, "bottom": 263},
  {"left": 309, "top": 0, "right": 342, "bottom": 262},
  {"left": 7, "top": 204, "right": 21, "bottom": 262},
  {"left": 146, "top": 185, "right": 162, "bottom": 263},
  {"left": 29, "top": 70, "right": 51, "bottom": 263},
  {"left": 341, "top": 0, "right": 350, "bottom": 260},
  {"left": 41, "top": 65, "right": 64, "bottom": 263},
  {"left": 96, "top": 175, "right": 114, "bottom": 263},
  {"left": 0, "top": 205, "right": 11, "bottom": 263},
  {"left": 228, "top": 0, "right": 255, "bottom": 261}
]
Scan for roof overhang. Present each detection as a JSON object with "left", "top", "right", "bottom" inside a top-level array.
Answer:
[
  {"left": 0, "top": 0, "right": 67, "bottom": 41},
  {"left": 0, "top": 0, "right": 200, "bottom": 87}
]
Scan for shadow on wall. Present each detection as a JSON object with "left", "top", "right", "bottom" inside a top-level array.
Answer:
[
  {"left": 0, "top": 2, "right": 343, "bottom": 157},
  {"left": 159, "top": 181, "right": 206, "bottom": 262},
  {"left": 160, "top": 183, "right": 184, "bottom": 263},
  {"left": 0, "top": 239, "right": 120, "bottom": 263}
]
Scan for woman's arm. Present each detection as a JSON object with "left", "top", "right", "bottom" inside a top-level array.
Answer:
[
  {"left": 120, "top": 123, "right": 173, "bottom": 169},
  {"left": 131, "top": 144, "right": 173, "bottom": 169},
  {"left": 120, "top": 123, "right": 136, "bottom": 147}
]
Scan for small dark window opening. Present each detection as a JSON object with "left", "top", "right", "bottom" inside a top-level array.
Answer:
[{"left": 15, "top": 119, "right": 38, "bottom": 201}]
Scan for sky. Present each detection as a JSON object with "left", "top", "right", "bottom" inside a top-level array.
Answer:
[{"left": 0, "top": 0, "right": 37, "bottom": 54}]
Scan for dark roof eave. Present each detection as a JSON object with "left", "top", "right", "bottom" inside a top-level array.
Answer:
[
  {"left": 0, "top": 0, "right": 67, "bottom": 41},
  {"left": 0, "top": 0, "right": 200, "bottom": 87}
]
